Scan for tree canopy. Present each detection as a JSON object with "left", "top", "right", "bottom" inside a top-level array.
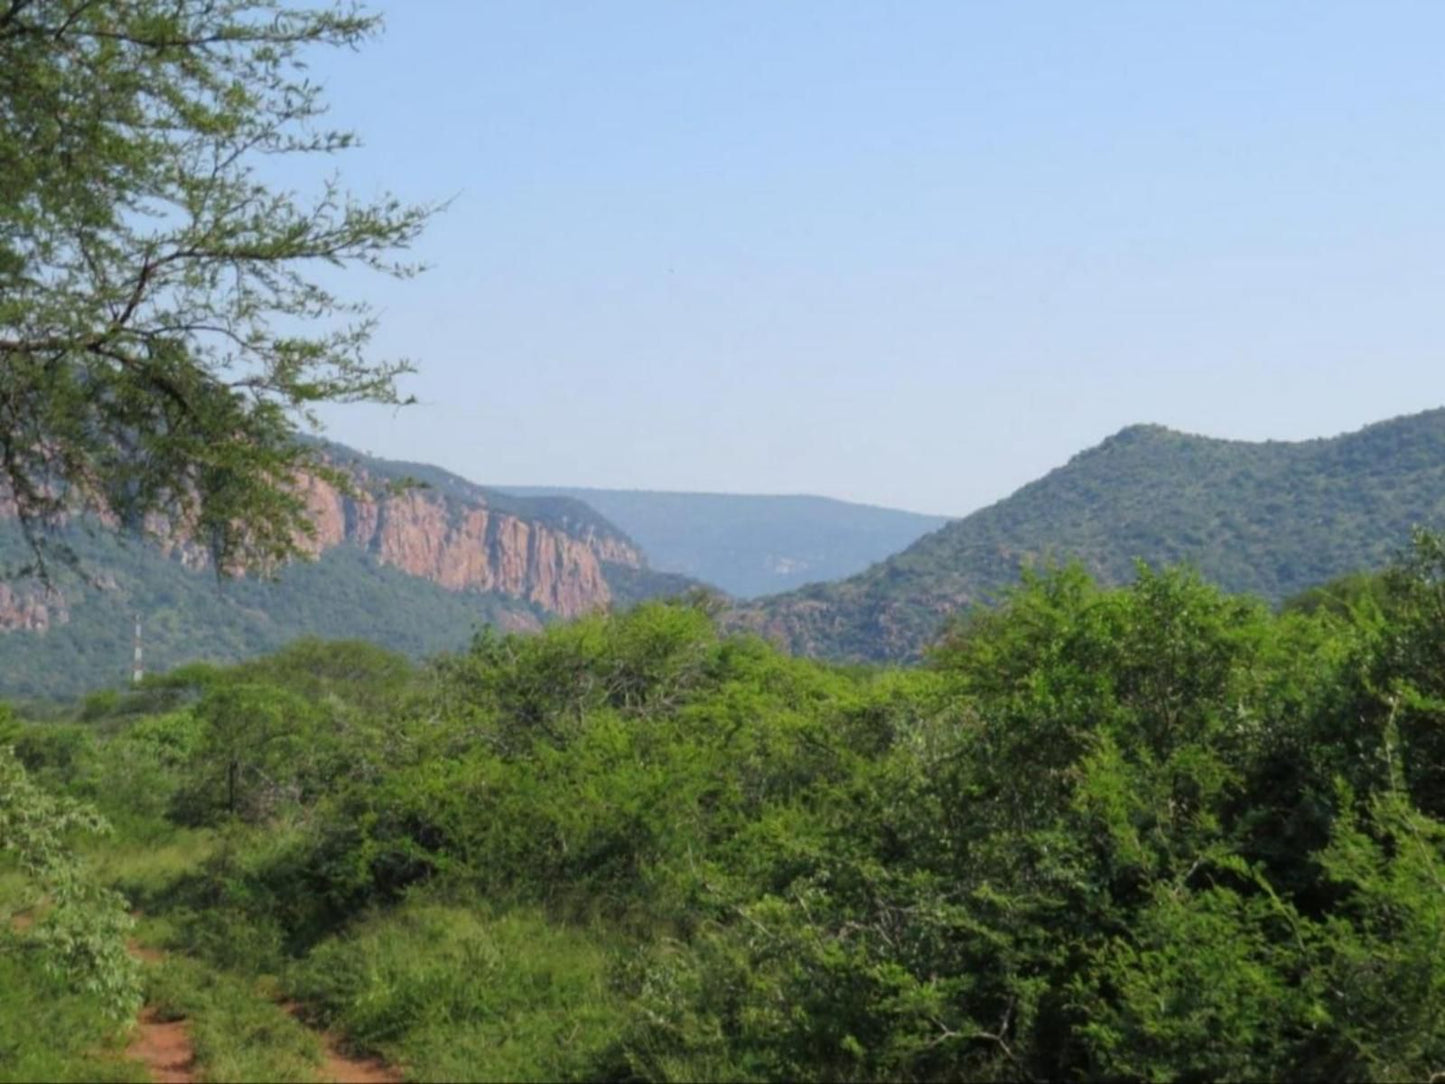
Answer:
[{"left": 0, "top": 0, "right": 430, "bottom": 574}]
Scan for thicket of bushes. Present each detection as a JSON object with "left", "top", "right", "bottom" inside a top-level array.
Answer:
[{"left": 7, "top": 534, "right": 1445, "bottom": 1080}]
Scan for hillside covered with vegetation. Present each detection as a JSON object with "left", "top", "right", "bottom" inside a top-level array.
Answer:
[
  {"left": 0, "top": 445, "right": 696, "bottom": 701},
  {"left": 742, "top": 408, "right": 1445, "bottom": 661},
  {"left": 497, "top": 487, "right": 950, "bottom": 598},
  {"left": 6, "top": 532, "right": 1445, "bottom": 1080}
]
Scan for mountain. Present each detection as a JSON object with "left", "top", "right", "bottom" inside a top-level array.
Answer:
[
  {"left": 493, "top": 487, "right": 950, "bottom": 599},
  {"left": 0, "top": 446, "right": 695, "bottom": 699},
  {"left": 737, "top": 408, "right": 1445, "bottom": 662}
]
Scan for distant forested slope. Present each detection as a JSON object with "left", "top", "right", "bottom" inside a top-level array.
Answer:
[
  {"left": 739, "top": 408, "right": 1445, "bottom": 660},
  {"left": 0, "top": 526, "right": 542, "bottom": 700},
  {"left": 496, "top": 487, "right": 950, "bottom": 598}
]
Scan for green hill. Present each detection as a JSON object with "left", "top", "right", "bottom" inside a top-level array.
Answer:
[
  {"left": 739, "top": 408, "right": 1445, "bottom": 661},
  {"left": 0, "top": 446, "right": 694, "bottom": 700},
  {"left": 494, "top": 487, "right": 950, "bottom": 598}
]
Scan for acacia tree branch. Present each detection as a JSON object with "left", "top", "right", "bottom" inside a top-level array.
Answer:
[{"left": 0, "top": 0, "right": 432, "bottom": 577}]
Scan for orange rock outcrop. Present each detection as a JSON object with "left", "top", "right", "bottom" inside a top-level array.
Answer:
[
  {"left": 0, "top": 467, "right": 645, "bottom": 627},
  {"left": 294, "top": 472, "right": 641, "bottom": 617}
]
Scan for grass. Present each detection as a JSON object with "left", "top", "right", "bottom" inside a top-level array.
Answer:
[
  {"left": 142, "top": 954, "right": 322, "bottom": 1083},
  {"left": 87, "top": 827, "right": 217, "bottom": 910},
  {"left": 0, "top": 857, "right": 139, "bottom": 1081},
  {"left": 287, "top": 899, "right": 628, "bottom": 1082},
  {"left": 0, "top": 866, "right": 31, "bottom": 921}
]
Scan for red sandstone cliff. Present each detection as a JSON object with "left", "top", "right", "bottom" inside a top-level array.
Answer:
[
  {"left": 0, "top": 463, "right": 647, "bottom": 632},
  {"left": 293, "top": 472, "right": 643, "bottom": 617}
]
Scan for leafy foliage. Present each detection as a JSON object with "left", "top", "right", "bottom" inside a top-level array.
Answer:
[
  {"left": 12, "top": 534, "right": 1445, "bottom": 1080},
  {"left": 0, "top": 0, "right": 431, "bottom": 575},
  {"left": 0, "top": 745, "right": 139, "bottom": 1019}
]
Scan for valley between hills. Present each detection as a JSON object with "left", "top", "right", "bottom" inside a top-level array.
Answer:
[
  {"left": 9, "top": 407, "right": 1445, "bottom": 1081},
  {"left": 5, "top": 409, "right": 1445, "bottom": 698}
]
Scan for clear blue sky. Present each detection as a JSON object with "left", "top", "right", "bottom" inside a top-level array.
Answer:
[{"left": 308, "top": 0, "right": 1445, "bottom": 516}]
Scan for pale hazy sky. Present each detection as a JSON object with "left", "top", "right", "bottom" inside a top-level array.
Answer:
[{"left": 306, "top": 0, "right": 1445, "bottom": 516}]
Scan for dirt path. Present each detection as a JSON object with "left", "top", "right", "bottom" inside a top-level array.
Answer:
[
  {"left": 126, "top": 940, "right": 198, "bottom": 1084},
  {"left": 124, "top": 993, "right": 402, "bottom": 1084},
  {"left": 314, "top": 1036, "right": 404, "bottom": 1084},
  {"left": 126, "top": 940, "right": 402, "bottom": 1084},
  {"left": 11, "top": 908, "right": 396, "bottom": 1084},
  {"left": 282, "top": 1002, "right": 403, "bottom": 1084},
  {"left": 127, "top": 1007, "right": 197, "bottom": 1084},
  {"left": 11, "top": 911, "right": 198, "bottom": 1084}
]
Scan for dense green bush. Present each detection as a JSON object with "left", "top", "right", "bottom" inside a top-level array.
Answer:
[{"left": 11, "top": 542, "right": 1445, "bottom": 1081}]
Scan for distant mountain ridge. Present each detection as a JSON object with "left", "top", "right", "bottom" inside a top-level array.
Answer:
[
  {"left": 494, "top": 487, "right": 950, "bottom": 598},
  {"left": 737, "top": 408, "right": 1445, "bottom": 661},
  {"left": 0, "top": 445, "right": 694, "bottom": 699}
]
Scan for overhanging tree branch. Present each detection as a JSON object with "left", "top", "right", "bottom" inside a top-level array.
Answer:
[{"left": 0, "top": 0, "right": 434, "bottom": 578}]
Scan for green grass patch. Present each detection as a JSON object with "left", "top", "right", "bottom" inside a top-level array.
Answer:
[
  {"left": 88, "top": 827, "right": 217, "bottom": 908},
  {"left": 0, "top": 865, "right": 31, "bottom": 917},
  {"left": 143, "top": 954, "right": 322, "bottom": 1083},
  {"left": 288, "top": 901, "right": 627, "bottom": 1082}
]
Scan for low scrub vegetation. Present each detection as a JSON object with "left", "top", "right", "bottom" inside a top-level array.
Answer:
[{"left": 7, "top": 533, "right": 1445, "bottom": 1080}]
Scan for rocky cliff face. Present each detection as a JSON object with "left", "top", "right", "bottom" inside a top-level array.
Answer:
[
  {"left": 0, "top": 448, "right": 702, "bottom": 698},
  {"left": 0, "top": 459, "right": 648, "bottom": 630},
  {"left": 293, "top": 471, "right": 643, "bottom": 618},
  {"left": 0, "top": 582, "right": 67, "bottom": 632}
]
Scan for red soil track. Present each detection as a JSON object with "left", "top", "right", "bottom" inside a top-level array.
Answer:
[
  {"left": 127, "top": 1008, "right": 196, "bottom": 1084},
  {"left": 282, "top": 1001, "right": 403, "bottom": 1084},
  {"left": 11, "top": 911, "right": 397, "bottom": 1083}
]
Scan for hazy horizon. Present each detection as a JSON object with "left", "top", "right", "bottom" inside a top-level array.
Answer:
[
  {"left": 479, "top": 404, "right": 1445, "bottom": 517},
  {"left": 297, "top": 1, "right": 1445, "bottom": 517}
]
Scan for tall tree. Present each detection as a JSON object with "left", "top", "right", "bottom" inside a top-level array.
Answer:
[{"left": 0, "top": 0, "right": 431, "bottom": 575}]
